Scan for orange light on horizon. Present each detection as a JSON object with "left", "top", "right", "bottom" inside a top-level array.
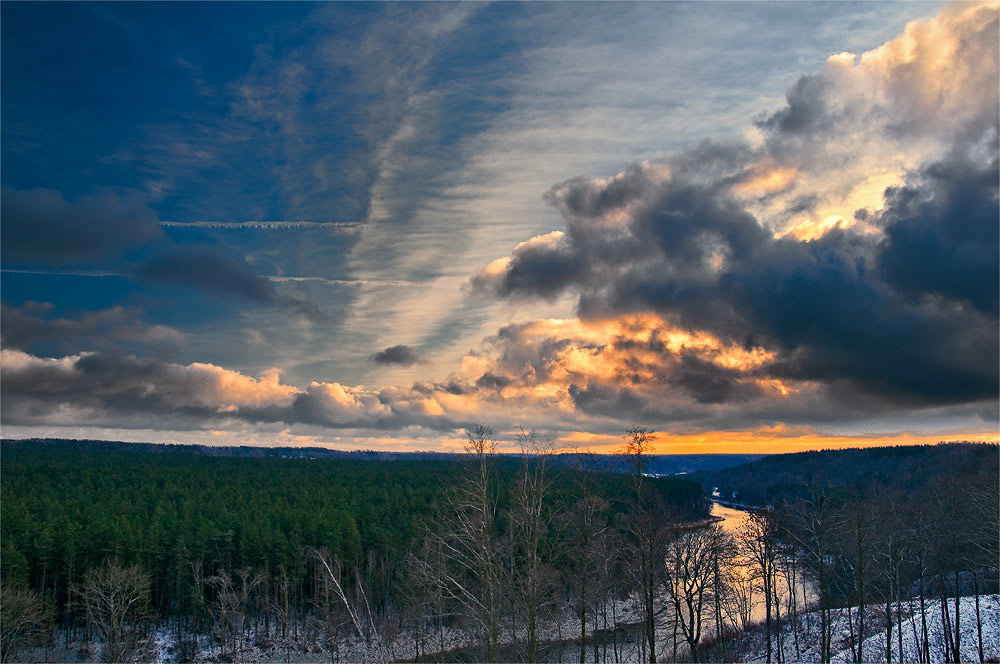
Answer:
[{"left": 553, "top": 428, "right": 999, "bottom": 456}]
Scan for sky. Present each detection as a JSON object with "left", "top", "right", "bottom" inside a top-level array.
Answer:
[{"left": 2, "top": 1, "right": 997, "bottom": 453}]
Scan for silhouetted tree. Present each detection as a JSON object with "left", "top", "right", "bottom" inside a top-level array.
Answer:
[
  {"left": 738, "top": 509, "right": 780, "bottom": 664},
  {"left": 563, "top": 459, "right": 610, "bottom": 664},
  {"left": 662, "top": 524, "right": 731, "bottom": 662},
  {"left": 621, "top": 425, "right": 670, "bottom": 663},
  {"left": 420, "top": 425, "right": 505, "bottom": 661}
]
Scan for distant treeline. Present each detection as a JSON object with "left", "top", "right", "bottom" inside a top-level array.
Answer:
[
  {"left": 693, "top": 441, "right": 998, "bottom": 505},
  {"left": 1, "top": 437, "right": 762, "bottom": 473}
]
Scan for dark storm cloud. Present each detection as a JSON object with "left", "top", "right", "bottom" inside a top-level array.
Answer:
[
  {"left": 475, "top": 372, "right": 512, "bottom": 391},
  {"left": 546, "top": 163, "right": 656, "bottom": 221},
  {"left": 567, "top": 383, "right": 649, "bottom": 419},
  {"left": 136, "top": 249, "right": 331, "bottom": 321},
  {"left": 876, "top": 157, "right": 999, "bottom": 315},
  {"left": 475, "top": 145, "right": 999, "bottom": 407},
  {"left": 634, "top": 178, "right": 769, "bottom": 268},
  {"left": 369, "top": 344, "right": 422, "bottom": 366},
  {"left": 721, "top": 226, "right": 996, "bottom": 403},
  {"left": 497, "top": 241, "right": 589, "bottom": 299},
  {"left": 0, "top": 302, "right": 183, "bottom": 352},
  {"left": 137, "top": 250, "right": 276, "bottom": 302},
  {"left": 565, "top": 381, "right": 726, "bottom": 426},
  {"left": 440, "top": 380, "right": 469, "bottom": 395},
  {"left": 0, "top": 187, "right": 163, "bottom": 265},
  {"left": 477, "top": 140, "right": 769, "bottom": 308},
  {"left": 1, "top": 352, "right": 215, "bottom": 420},
  {"left": 754, "top": 72, "right": 833, "bottom": 137},
  {"left": 669, "top": 354, "right": 763, "bottom": 405},
  {"left": 463, "top": 1, "right": 1000, "bottom": 425}
]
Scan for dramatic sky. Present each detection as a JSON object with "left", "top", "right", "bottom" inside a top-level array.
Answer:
[{"left": 2, "top": 1, "right": 997, "bottom": 452}]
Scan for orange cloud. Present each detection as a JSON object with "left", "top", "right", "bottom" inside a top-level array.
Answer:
[
  {"left": 186, "top": 364, "right": 298, "bottom": 409},
  {"left": 734, "top": 165, "right": 798, "bottom": 197},
  {"left": 302, "top": 381, "right": 391, "bottom": 424}
]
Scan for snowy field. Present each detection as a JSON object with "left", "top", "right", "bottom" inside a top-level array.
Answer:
[{"left": 13, "top": 593, "right": 999, "bottom": 662}]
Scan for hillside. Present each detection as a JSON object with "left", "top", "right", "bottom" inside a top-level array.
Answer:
[{"left": 693, "top": 442, "right": 997, "bottom": 505}]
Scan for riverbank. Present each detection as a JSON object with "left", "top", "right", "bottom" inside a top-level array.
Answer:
[{"left": 721, "top": 593, "right": 1000, "bottom": 663}]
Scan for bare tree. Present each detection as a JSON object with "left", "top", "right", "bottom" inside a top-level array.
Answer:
[
  {"left": 418, "top": 424, "right": 505, "bottom": 661},
  {"left": 837, "top": 494, "right": 878, "bottom": 663},
  {"left": 966, "top": 472, "right": 999, "bottom": 664},
  {"left": 780, "top": 490, "right": 843, "bottom": 663},
  {"left": 78, "top": 560, "right": 152, "bottom": 663},
  {"left": 1, "top": 582, "right": 49, "bottom": 663},
  {"left": 776, "top": 543, "right": 803, "bottom": 659},
  {"left": 406, "top": 530, "right": 460, "bottom": 658},
  {"left": 308, "top": 547, "right": 388, "bottom": 662},
  {"left": 870, "top": 491, "right": 908, "bottom": 664},
  {"left": 269, "top": 565, "right": 295, "bottom": 662},
  {"left": 738, "top": 509, "right": 780, "bottom": 664},
  {"left": 564, "top": 458, "right": 610, "bottom": 664},
  {"left": 662, "top": 524, "right": 732, "bottom": 662},
  {"left": 710, "top": 527, "right": 736, "bottom": 659},
  {"left": 206, "top": 567, "right": 264, "bottom": 662},
  {"left": 721, "top": 558, "right": 759, "bottom": 635},
  {"left": 620, "top": 425, "right": 668, "bottom": 664},
  {"left": 511, "top": 426, "right": 557, "bottom": 662}
]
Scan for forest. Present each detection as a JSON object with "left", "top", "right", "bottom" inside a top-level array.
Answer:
[
  {"left": 1, "top": 428, "right": 706, "bottom": 662},
  {"left": 1, "top": 436, "right": 997, "bottom": 663},
  {"left": 694, "top": 442, "right": 998, "bottom": 507}
]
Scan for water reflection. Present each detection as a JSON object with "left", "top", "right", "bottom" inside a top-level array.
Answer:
[
  {"left": 711, "top": 501, "right": 752, "bottom": 534},
  {"left": 537, "top": 502, "right": 816, "bottom": 661},
  {"left": 709, "top": 501, "right": 815, "bottom": 627}
]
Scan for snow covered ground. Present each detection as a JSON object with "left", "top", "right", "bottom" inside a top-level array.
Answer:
[
  {"left": 734, "top": 594, "right": 1000, "bottom": 663},
  {"left": 14, "top": 593, "right": 998, "bottom": 662}
]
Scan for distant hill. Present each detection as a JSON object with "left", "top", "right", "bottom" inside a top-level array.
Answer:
[
  {"left": 693, "top": 441, "right": 998, "bottom": 506},
  {"left": 550, "top": 452, "right": 764, "bottom": 475},
  {"left": 0, "top": 438, "right": 762, "bottom": 474},
  {"left": 0, "top": 438, "right": 463, "bottom": 460}
]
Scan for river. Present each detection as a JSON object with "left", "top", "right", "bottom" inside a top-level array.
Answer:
[
  {"left": 476, "top": 502, "right": 816, "bottom": 662},
  {"left": 711, "top": 500, "right": 755, "bottom": 534},
  {"left": 710, "top": 501, "right": 815, "bottom": 628}
]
